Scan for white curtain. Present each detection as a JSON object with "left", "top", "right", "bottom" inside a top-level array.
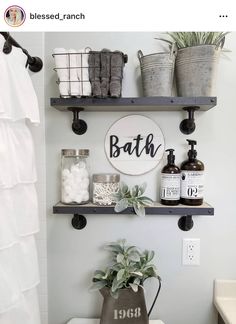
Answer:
[{"left": 0, "top": 35, "right": 41, "bottom": 324}]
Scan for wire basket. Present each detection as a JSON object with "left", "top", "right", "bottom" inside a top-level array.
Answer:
[{"left": 52, "top": 49, "right": 128, "bottom": 98}]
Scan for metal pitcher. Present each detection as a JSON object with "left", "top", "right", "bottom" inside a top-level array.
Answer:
[{"left": 99, "top": 278, "right": 161, "bottom": 324}]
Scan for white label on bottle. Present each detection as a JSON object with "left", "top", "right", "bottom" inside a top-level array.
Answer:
[
  {"left": 161, "top": 173, "right": 181, "bottom": 200},
  {"left": 181, "top": 171, "right": 204, "bottom": 199}
]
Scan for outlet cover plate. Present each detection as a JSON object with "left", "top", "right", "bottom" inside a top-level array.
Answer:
[{"left": 182, "top": 238, "right": 200, "bottom": 266}]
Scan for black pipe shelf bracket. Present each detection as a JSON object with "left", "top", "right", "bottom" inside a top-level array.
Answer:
[
  {"left": 178, "top": 215, "right": 194, "bottom": 231},
  {"left": 71, "top": 214, "right": 87, "bottom": 230},
  {"left": 180, "top": 106, "right": 200, "bottom": 135},
  {"left": 50, "top": 96, "right": 217, "bottom": 135},
  {"left": 53, "top": 202, "right": 214, "bottom": 231},
  {"left": 68, "top": 107, "right": 87, "bottom": 135}
]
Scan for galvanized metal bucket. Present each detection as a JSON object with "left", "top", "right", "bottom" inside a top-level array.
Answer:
[
  {"left": 175, "top": 45, "right": 221, "bottom": 96},
  {"left": 138, "top": 45, "right": 176, "bottom": 96}
]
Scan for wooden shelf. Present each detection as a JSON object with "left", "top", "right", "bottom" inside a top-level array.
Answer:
[
  {"left": 53, "top": 201, "right": 214, "bottom": 216},
  {"left": 50, "top": 96, "right": 217, "bottom": 112},
  {"left": 53, "top": 201, "right": 214, "bottom": 231},
  {"left": 50, "top": 96, "right": 217, "bottom": 135}
]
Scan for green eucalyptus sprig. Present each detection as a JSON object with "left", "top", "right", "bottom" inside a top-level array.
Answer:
[
  {"left": 113, "top": 182, "right": 153, "bottom": 217},
  {"left": 90, "top": 239, "right": 160, "bottom": 298},
  {"left": 155, "top": 32, "right": 229, "bottom": 50}
]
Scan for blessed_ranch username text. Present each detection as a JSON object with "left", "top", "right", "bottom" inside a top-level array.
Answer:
[{"left": 29, "top": 13, "right": 85, "bottom": 20}]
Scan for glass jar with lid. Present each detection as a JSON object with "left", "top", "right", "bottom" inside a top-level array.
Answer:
[
  {"left": 92, "top": 173, "right": 120, "bottom": 205},
  {"left": 61, "top": 149, "right": 90, "bottom": 204}
]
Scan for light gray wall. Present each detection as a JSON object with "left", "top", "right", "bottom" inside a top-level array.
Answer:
[
  {"left": 11, "top": 32, "right": 48, "bottom": 324},
  {"left": 45, "top": 32, "right": 236, "bottom": 324}
]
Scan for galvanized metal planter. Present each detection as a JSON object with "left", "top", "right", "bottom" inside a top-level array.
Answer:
[
  {"left": 138, "top": 46, "right": 176, "bottom": 97},
  {"left": 100, "top": 287, "right": 149, "bottom": 324},
  {"left": 99, "top": 279, "right": 161, "bottom": 324},
  {"left": 175, "top": 45, "right": 221, "bottom": 96}
]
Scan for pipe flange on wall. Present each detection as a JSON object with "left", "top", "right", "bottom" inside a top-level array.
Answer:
[
  {"left": 70, "top": 214, "right": 194, "bottom": 231},
  {"left": 178, "top": 215, "right": 194, "bottom": 231},
  {"left": 68, "top": 107, "right": 87, "bottom": 135},
  {"left": 71, "top": 214, "right": 87, "bottom": 229},
  {"left": 180, "top": 106, "right": 200, "bottom": 134}
]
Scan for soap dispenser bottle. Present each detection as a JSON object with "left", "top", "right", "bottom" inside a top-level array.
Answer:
[
  {"left": 180, "top": 139, "right": 204, "bottom": 206},
  {"left": 160, "top": 149, "right": 181, "bottom": 205}
]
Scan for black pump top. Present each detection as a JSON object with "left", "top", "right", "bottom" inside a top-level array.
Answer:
[
  {"left": 166, "top": 149, "right": 175, "bottom": 164},
  {"left": 187, "top": 139, "right": 197, "bottom": 160}
]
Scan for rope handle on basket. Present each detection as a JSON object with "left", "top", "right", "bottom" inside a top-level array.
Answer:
[{"left": 148, "top": 276, "right": 162, "bottom": 317}]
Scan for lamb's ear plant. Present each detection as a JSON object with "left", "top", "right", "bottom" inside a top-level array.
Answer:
[
  {"left": 90, "top": 239, "right": 160, "bottom": 299},
  {"left": 113, "top": 182, "right": 153, "bottom": 217},
  {"left": 155, "top": 32, "right": 230, "bottom": 50}
]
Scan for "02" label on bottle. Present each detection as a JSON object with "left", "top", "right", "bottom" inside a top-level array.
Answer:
[{"left": 181, "top": 171, "right": 204, "bottom": 199}]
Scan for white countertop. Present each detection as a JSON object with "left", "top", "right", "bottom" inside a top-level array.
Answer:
[
  {"left": 67, "top": 319, "right": 164, "bottom": 324},
  {"left": 214, "top": 280, "right": 236, "bottom": 324}
]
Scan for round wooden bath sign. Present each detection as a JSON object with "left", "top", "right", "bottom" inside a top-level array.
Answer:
[{"left": 104, "top": 115, "right": 165, "bottom": 175}]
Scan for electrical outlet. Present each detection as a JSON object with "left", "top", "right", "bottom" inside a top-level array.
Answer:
[{"left": 182, "top": 238, "right": 200, "bottom": 265}]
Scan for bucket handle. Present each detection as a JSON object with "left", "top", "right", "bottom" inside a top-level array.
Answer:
[
  {"left": 138, "top": 46, "right": 176, "bottom": 61},
  {"left": 148, "top": 276, "right": 162, "bottom": 317},
  {"left": 137, "top": 50, "right": 144, "bottom": 61}
]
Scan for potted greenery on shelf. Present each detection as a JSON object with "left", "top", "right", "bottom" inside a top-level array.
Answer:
[
  {"left": 113, "top": 182, "right": 153, "bottom": 217},
  {"left": 156, "top": 32, "right": 229, "bottom": 96},
  {"left": 90, "top": 239, "right": 161, "bottom": 324}
]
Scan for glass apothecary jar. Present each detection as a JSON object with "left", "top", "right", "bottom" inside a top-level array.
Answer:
[
  {"left": 61, "top": 149, "right": 90, "bottom": 204},
  {"left": 92, "top": 173, "right": 120, "bottom": 205}
]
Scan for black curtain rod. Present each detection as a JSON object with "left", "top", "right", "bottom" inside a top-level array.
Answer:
[{"left": 0, "top": 32, "right": 43, "bottom": 72}]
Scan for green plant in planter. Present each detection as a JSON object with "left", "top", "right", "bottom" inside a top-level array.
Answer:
[
  {"left": 113, "top": 182, "right": 153, "bottom": 217},
  {"left": 90, "top": 239, "right": 160, "bottom": 299},
  {"left": 156, "top": 32, "right": 229, "bottom": 49}
]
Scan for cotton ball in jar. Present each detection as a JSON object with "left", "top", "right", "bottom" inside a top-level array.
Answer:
[
  {"left": 62, "top": 172, "right": 73, "bottom": 185},
  {"left": 73, "top": 172, "right": 83, "bottom": 183},
  {"left": 74, "top": 182, "right": 83, "bottom": 191},
  {"left": 70, "top": 179, "right": 78, "bottom": 189},
  {"left": 70, "top": 164, "right": 78, "bottom": 172},
  {"left": 62, "top": 169, "right": 70, "bottom": 179},
  {"left": 63, "top": 184, "right": 73, "bottom": 195},
  {"left": 74, "top": 194, "right": 83, "bottom": 204},
  {"left": 71, "top": 164, "right": 82, "bottom": 175},
  {"left": 81, "top": 191, "right": 89, "bottom": 202},
  {"left": 78, "top": 168, "right": 89, "bottom": 179},
  {"left": 62, "top": 193, "right": 73, "bottom": 204},
  {"left": 81, "top": 178, "right": 89, "bottom": 189}
]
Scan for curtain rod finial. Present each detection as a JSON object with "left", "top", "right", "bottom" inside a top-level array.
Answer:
[{"left": 28, "top": 56, "right": 43, "bottom": 73}]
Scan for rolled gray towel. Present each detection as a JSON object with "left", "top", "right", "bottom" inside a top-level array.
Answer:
[
  {"left": 100, "top": 48, "right": 111, "bottom": 98},
  {"left": 110, "top": 51, "right": 124, "bottom": 98},
  {"left": 88, "top": 51, "right": 101, "bottom": 97}
]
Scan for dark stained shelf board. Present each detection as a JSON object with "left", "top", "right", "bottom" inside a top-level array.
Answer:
[
  {"left": 50, "top": 97, "right": 217, "bottom": 112},
  {"left": 53, "top": 201, "right": 214, "bottom": 216}
]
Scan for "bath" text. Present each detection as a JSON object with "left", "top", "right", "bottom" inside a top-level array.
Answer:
[{"left": 109, "top": 133, "right": 162, "bottom": 158}]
